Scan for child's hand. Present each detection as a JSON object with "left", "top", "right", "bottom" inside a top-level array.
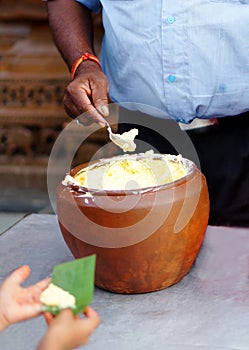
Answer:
[
  {"left": 37, "top": 307, "right": 100, "bottom": 350},
  {"left": 0, "top": 265, "right": 50, "bottom": 331}
]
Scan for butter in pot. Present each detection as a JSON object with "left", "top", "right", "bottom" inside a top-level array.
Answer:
[{"left": 65, "top": 151, "right": 187, "bottom": 191}]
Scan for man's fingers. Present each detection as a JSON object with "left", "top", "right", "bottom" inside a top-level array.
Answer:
[
  {"left": 74, "top": 92, "right": 107, "bottom": 126},
  {"left": 64, "top": 73, "right": 109, "bottom": 126},
  {"left": 98, "top": 104, "right": 109, "bottom": 117},
  {"left": 63, "top": 93, "right": 82, "bottom": 120},
  {"left": 64, "top": 91, "right": 106, "bottom": 126},
  {"left": 91, "top": 77, "right": 109, "bottom": 117}
]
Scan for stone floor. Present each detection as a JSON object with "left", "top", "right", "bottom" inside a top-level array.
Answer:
[
  {"left": 0, "top": 187, "right": 53, "bottom": 234},
  {"left": 0, "top": 212, "right": 26, "bottom": 235},
  {"left": 0, "top": 187, "right": 52, "bottom": 212}
]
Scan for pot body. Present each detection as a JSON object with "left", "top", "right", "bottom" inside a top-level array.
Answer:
[{"left": 57, "top": 162, "right": 209, "bottom": 294}]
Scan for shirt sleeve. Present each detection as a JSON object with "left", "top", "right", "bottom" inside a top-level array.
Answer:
[{"left": 75, "top": 0, "right": 102, "bottom": 13}]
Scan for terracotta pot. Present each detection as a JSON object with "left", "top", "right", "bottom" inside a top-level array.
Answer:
[{"left": 57, "top": 156, "right": 209, "bottom": 294}]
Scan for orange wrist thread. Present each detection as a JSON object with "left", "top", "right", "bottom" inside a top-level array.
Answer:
[{"left": 70, "top": 52, "right": 102, "bottom": 80}]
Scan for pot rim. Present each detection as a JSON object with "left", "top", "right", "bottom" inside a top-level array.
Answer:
[{"left": 63, "top": 153, "right": 197, "bottom": 196}]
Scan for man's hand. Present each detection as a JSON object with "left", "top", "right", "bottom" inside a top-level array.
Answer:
[
  {"left": 0, "top": 265, "right": 50, "bottom": 332},
  {"left": 46, "top": 0, "right": 108, "bottom": 126},
  {"left": 64, "top": 61, "right": 109, "bottom": 126}
]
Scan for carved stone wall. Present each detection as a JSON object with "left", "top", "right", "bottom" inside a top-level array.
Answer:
[{"left": 0, "top": 0, "right": 111, "bottom": 197}]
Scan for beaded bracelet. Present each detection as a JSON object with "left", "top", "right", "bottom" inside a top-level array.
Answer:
[{"left": 70, "top": 52, "right": 102, "bottom": 80}]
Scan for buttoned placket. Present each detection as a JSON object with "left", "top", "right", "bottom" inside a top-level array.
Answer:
[{"left": 161, "top": 1, "right": 193, "bottom": 122}]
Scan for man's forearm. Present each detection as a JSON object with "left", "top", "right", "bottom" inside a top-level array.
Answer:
[{"left": 47, "top": 0, "right": 94, "bottom": 71}]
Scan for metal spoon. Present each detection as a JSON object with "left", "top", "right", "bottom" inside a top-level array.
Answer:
[
  {"left": 105, "top": 121, "right": 138, "bottom": 152},
  {"left": 76, "top": 118, "right": 138, "bottom": 152}
]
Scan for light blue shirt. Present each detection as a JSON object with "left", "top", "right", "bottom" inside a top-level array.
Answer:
[{"left": 76, "top": 0, "right": 249, "bottom": 123}]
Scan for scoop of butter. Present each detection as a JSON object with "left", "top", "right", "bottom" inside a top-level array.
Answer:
[
  {"left": 40, "top": 283, "right": 76, "bottom": 310},
  {"left": 109, "top": 128, "right": 138, "bottom": 152}
]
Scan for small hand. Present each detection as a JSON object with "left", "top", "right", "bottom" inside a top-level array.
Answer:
[
  {"left": 38, "top": 307, "right": 100, "bottom": 350},
  {"left": 0, "top": 265, "right": 50, "bottom": 331},
  {"left": 63, "top": 61, "right": 109, "bottom": 126}
]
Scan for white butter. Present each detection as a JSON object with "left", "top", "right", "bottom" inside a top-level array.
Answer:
[
  {"left": 71, "top": 152, "right": 186, "bottom": 191},
  {"left": 40, "top": 283, "right": 76, "bottom": 309},
  {"left": 109, "top": 128, "right": 138, "bottom": 152}
]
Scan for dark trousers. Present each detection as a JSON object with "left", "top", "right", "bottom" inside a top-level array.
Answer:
[{"left": 118, "top": 108, "right": 249, "bottom": 227}]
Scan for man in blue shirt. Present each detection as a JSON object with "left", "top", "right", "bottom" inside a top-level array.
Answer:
[{"left": 46, "top": 0, "right": 249, "bottom": 226}]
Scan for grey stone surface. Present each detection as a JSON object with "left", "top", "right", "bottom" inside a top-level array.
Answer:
[
  {"left": 0, "top": 212, "right": 26, "bottom": 235},
  {"left": 0, "top": 187, "right": 53, "bottom": 213},
  {"left": 0, "top": 214, "right": 248, "bottom": 350}
]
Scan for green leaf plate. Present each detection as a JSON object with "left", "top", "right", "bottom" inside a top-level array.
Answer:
[{"left": 41, "top": 254, "right": 96, "bottom": 316}]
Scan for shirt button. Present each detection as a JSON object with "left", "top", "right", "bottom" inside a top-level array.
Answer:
[
  {"left": 167, "top": 16, "right": 176, "bottom": 24},
  {"left": 168, "top": 75, "right": 176, "bottom": 83}
]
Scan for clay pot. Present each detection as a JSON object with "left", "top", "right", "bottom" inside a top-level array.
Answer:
[{"left": 57, "top": 156, "right": 209, "bottom": 294}]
